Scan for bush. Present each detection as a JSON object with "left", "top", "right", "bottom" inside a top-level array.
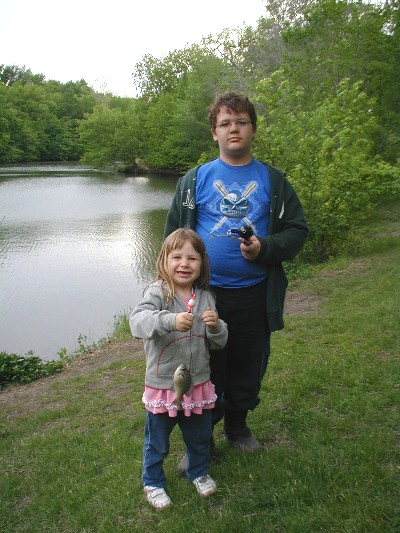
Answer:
[
  {"left": 0, "top": 352, "right": 64, "bottom": 388},
  {"left": 256, "top": 76, "right": 400, "bottom": 263}
]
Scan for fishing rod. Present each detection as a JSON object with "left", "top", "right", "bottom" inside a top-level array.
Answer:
[{"left": 210, "top": 224, "right": 254, "bottom": 246}]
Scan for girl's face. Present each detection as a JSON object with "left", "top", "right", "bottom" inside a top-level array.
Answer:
[{"left": 167, "top": 240, "right": 202, "bottom": 292}]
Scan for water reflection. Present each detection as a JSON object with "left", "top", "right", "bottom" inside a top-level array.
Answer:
[{"left": 0, "top": 163, "right": 178, "bottom": 360}]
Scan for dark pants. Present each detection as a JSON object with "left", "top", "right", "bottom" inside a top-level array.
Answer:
[{"left": 210, "top": 279, "right": 271, "bottom": 435}]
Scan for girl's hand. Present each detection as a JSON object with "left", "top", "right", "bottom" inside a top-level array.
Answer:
[
  {"left": 201, "top": 307, "right": 220, "bottom": 331},
  {"left": 175, "top": 312, "right": 194, "bottom": 332}
]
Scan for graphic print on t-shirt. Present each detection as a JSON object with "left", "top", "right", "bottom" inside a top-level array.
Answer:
[{"left": 211, "top": 180, "right": 258, "bottom": 232}]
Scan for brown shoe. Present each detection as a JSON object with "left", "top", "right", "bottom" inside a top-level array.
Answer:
[{"left": 225, "top": 433, "right": 262, "bottom": 453}]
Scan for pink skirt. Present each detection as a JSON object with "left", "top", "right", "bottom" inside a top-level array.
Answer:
[{"left": 143, "top": 380, "right": 216, "bottom": 417}]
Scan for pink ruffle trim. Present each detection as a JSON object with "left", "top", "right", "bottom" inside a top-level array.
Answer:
[{"left": 143, "top": 380, "right": 216, "bottom": 417}]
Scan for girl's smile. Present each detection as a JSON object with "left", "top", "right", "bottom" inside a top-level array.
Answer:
[{"left": 168, "top": 240, "right": 202, "bottom": 293}]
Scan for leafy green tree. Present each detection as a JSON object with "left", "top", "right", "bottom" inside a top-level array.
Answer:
[
  {"left": 0, "top": 84, "right": 12, "bottom": 160},
  {"left": 139, "top": 91, "right": 181, "bottom": 170},
  {"left": 0, "top": 83, "right": 48, "bottom": 161},
  {"left": 49, "top": 80, "right": 96, "bottom": 120},
  {"left": 206, "top": 0, "right": 315, "bottom": 91},
  {"left": 256, "top": 74, "right": 399, "bottom": 261},
  {"left": 0, "top": 64, "right": 45, "bottom": 86},
  {"left": 281, "top": 0, "right": 400, "bottom": 162},
  {"left": 133, "top": 47, "right": 201, "bottom": 99},
  {"left": 43, "top": 80, "right": 96, "bottom": 160},
  {"left": 0, "top": 73, "right": 97, "bottom": 163},
  {"left": 165, "top": 53, "right": 228, "bottom": 169},
  {"left": 133, "top": 45, "right": 228, "bottom": 171},
  {"left": 79, "top": 98, "right": 141, "bottom": 169}
]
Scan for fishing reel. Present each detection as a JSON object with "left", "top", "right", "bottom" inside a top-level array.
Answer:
[{"left": 227, "top": 224, "right": 254, "bottom": 245}]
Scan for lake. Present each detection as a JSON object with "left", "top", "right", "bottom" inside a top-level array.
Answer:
[{"left": 0, "top": 162, "right": 178, "bottom": 360}]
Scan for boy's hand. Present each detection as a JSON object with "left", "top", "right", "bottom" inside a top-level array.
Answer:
[
  {"left": 240, "top": 236, "right": 260, "bottom": 260},
  {"left": 201, "top": 306, "right": 220, "bottom": 331},
  {"left": 175, "top": 312, "right": 194, "bottom": 332}
]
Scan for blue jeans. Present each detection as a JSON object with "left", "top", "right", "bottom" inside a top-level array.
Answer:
[{"left": 142, "top": 410, "right": 212, "bottom": 488}]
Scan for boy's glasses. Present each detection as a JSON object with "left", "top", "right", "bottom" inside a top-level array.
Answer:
[{"left": 216, "top": 119, "right": 252, "bottom": 129}]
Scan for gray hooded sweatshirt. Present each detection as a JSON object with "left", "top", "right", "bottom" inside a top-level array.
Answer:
[{"left": 129, "top": 282, "right": 228, "bottom": 389}]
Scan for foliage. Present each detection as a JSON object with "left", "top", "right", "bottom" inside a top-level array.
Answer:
[
  {"left": 111, "top": 311, "right": 132, "bottom": 340},
  {"left": 251, "top": 0, "right": 400, "bottom": 261},
  {"left": 0, "top": 78, "right": 96, "bottom": 163},
  {"left": 282, "top": 0, "right": 400, "bottom": 162},
  {"left": 133, "top": 50, "right": 189, "bottom": 98},
  {"left": 79, "top": 98, "right": 142, "bottom": 168},
  {"left": 137, "top": 50, "right": 226, "bottom": 171},
  {"left": 0, "top": 352, "right": 64, "bottom": 387},
  {"left": 0, "top": 63, "right": 45, "bottom": 86},
  {"left": 256, "top": 75, "right": 400, "bottom": 261}
]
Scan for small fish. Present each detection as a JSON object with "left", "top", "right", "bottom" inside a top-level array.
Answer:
[{"left": 172, "top": 364, "right": 192, "bottom": 406}]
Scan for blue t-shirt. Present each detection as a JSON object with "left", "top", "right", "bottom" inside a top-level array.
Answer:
[{"left": 195, "top": 158, "right": 270, "bottom": 288}]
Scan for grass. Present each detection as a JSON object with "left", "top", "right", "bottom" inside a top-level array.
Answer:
[{"left": 0, "top": 202, "right": 399, "bottom": 532}]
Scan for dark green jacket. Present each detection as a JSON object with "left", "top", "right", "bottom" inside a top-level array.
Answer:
[{"left": 164, "top": 162, "right": 308, "bottom": 332}]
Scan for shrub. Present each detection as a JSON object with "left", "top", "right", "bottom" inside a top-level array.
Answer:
[
  {"left": 256, "top": 75, "right": 400, "bottom": 262},
  {"left": 0, "top": 352, "right": 64, "bottom": 388}
]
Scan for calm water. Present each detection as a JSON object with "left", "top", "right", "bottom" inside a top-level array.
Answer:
[{"left": 0, "top": 163, "right": 178, "bottom": 360}]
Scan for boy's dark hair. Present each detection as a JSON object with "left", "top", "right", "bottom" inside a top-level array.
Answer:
[{"left": 208, "top": 91, "right": 257, "bottom": 130}]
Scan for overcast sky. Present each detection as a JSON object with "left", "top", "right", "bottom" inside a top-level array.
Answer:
[{"left": 1, "top": 0, "right": 266, "bottom": 97}]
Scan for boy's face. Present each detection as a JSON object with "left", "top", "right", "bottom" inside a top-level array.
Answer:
[{"left": 211, "top": 105, "right": 256, "bottom": 163}]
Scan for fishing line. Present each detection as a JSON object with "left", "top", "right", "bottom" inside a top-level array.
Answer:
[{"left": 186, "top": 288, "right": 196, "bottom": 373}]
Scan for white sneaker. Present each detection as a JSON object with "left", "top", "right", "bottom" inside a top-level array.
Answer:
[
  {"left": 144, "top": 486, "right": 172, "bottom": 510},
  {"left": 193, "top": 475, "right": 217, "bottom": 498}
]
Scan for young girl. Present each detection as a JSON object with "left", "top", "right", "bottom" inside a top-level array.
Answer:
[{"left": 130, "top": 228, "right": 228, "bottom": 510}]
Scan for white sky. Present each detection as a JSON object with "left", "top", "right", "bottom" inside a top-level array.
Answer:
[{"left": 1, "top": 0, "right": 266, "bottom": 97}]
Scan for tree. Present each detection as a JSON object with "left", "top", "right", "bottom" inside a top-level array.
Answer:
[
  {"left": 256, "top": 74, "right": 400, "bottom": 261},
  {"left": 133, "top": 47, "right": 203, "bottom": 99},
  {"left": 0, "top": 64, "right": 45, "bottom": 86},
  {"left": 0, "top": 83, "right": 49, "bottom": 162},
  {"left": 79, "top": 98, "right": 141, "bottom": 169},
  {"left": 132, "top": 45, "right": 228, "bottom": 171},
  {"left": 281, "top": 0, "right": 400, "bottom": 161}
]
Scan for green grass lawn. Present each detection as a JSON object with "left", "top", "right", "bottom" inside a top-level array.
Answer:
[{"left": 1, "top": 204, "right": 399, "bottom": 532}]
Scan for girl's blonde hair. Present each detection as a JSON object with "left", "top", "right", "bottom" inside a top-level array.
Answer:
[{"left": 156, "top": 228, "right": 210, "bottom": 303}]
